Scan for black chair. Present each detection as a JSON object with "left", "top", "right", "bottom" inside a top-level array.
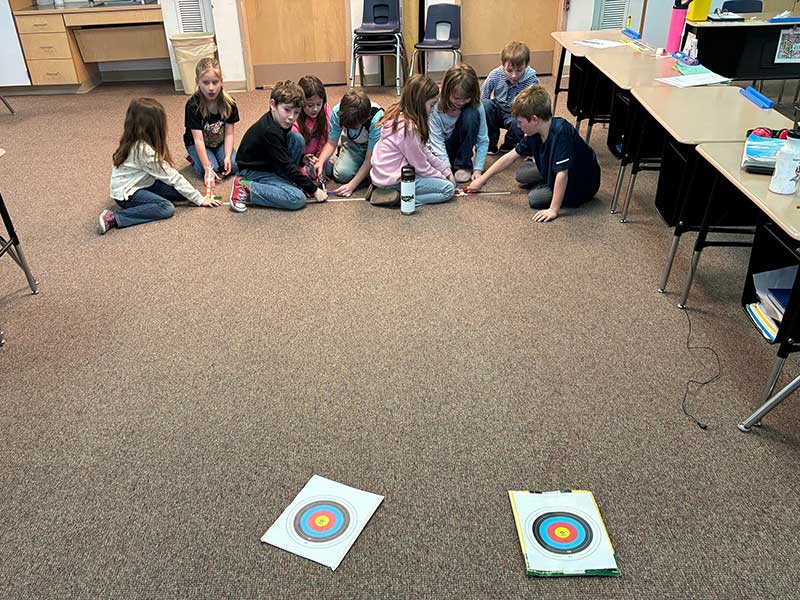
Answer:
[
  {"left": 350, "top": 0, "right": 407, "bottom": 95},
  {"left": 721, "top": 0, "right": 763, "bottom": 12},
  {"left": 409, "top": 3, "right": 461, "bottom": 76}
]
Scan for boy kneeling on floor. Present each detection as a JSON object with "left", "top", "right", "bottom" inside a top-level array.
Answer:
[{"left": 468, "top": 85, "right": 600, "bottom": 223}]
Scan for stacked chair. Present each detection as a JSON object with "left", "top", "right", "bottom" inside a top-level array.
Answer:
[
  {"left": 409, "top": 3, "right": 462, "bottom": 76},
  {"left": 350, "top": 0, "right": 408, "bottom": 96}
]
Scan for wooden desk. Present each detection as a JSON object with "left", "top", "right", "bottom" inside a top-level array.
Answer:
[
  {"left": 694, "top": 142, "right": 800, "bottom": 432},
  {"left": 623, "top": 85, "right": 790, "bottom": 222},
  {"left": 550, "top": 30, "right": 631, "bottom": 120},
  {"left": 12, "top": 3, "right": 166, "bottom": 90},
  {"left": 629, "top": 86, "right": 791, "bottom": 307},
  {"left": 583, "top": 51, "right": 676, "bottom": 211},
  {"left": 685, "top": 13, "right": 800, "bottom": 80}
]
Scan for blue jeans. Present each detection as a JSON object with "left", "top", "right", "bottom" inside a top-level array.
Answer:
[
  {"left": 113, "top": 180, "right": 182, "bottom": 228},
  {"left": 333, "top": 139, "right": 368, "bottom": 183},
  {"left": 445, "top": 105, "right": 480, "bottom": 171},
  {"left": 384, "top": 176, "right": 455, "bottom": 206},
  {"left": 187, "top": 144, "right": 238, "bottom": 178},
  {"left": 482, "top": 98, "right": 523, "bottom": 149},
  {"left": 238, "top": 132, "right": 307, "bottom": 210}
]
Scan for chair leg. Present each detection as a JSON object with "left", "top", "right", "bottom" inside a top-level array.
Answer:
[
  {"left": 394, "top": 34, "right": 402, "bottom": 95},
  {"left": 409, "top": 49, "right": 417, "bottom": 77},
  {"left": 0, "top": 95, "right": 14, "bottom": 115},
  {"left": 793, "top": 80, "right": 800, "bottom": 105},
  {"left": 778, "top": 80, "right": 787, "bottom": 105},
  {"left": 451, "top": 50, "right": 457, "bottom": 70},
  {"left": 349, "top": 37, "right": 357, "bottom": 88},
  {"left": 358, "top": 56, "right": 365, "bottom": 88}
]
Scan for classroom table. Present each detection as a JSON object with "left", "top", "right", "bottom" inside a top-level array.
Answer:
[
  {"left": 626, "top": 86, "right": 791, "bottom": 305},
  {"left": 550, "top": 30, "right": 633, "bottom": 132},
  {"left": 0, "top": 148, "right": 39, "bottom": 346},
  {"left": 693, "top": 141, "right": 800, "bottom": 432},
  {"left": 685, "top": 13, "right": 800, "bottom": 81},
  {"left": 585, "top": 50, "right": 676, "bottom": 211}
]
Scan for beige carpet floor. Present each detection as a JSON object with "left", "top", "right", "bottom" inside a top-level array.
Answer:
[{"left": 1, "top": 76, "right": 799, "bottom": 599}]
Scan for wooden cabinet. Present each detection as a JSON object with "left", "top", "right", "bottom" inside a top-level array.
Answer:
[
  {"left": 15, "top": 14, "right": 65, "bottom": 34},
  {"left": 12, "top": 4, "right": 165, "bottom": 90},
  {"left": 14, "top": 12, "right": 98, "bottom": 88}
]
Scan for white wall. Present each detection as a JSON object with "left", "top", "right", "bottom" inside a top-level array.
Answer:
[{"left": 211, "top": 0, "right": 246, "bottom": 85}]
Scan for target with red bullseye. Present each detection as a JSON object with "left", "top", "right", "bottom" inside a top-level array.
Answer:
[
  {"left": 291, "top": 499, "right": 352, "bottom": 544},
  {"left": 532, "top": 511, "right": 593, "bottom": 555}
]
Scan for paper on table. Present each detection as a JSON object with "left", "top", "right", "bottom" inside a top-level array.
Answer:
[
  {"left": 655, "top": 72, "right": 731, "bottom": 87},
  {"left": 574, "top": 39, "right": 626, "bottom": 49}
]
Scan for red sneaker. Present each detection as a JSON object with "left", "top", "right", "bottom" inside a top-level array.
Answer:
[
  {"left": 229, "top": 177, "right": 250, "bottom": 213},
  {"left": 98, "top": 209, "right": 116, "bottom": 234}
]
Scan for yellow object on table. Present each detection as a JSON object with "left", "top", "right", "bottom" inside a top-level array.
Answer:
[{"left": 687, "top": 0, "right": 712, "bottom": 21}]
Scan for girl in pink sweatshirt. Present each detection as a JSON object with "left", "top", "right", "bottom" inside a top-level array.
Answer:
[
  {"left": 292, "top": 75, "right": 331, "bottom": 180},
  {"left": 369, "top": 75, "right": 455, "bottom": 206}
]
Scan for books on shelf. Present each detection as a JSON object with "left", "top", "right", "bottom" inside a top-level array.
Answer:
[{"left": 747, "top": 266, "right": 798, "bottom": 342}]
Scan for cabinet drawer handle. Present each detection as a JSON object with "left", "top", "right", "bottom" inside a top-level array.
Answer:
[
  {"left": 33, "top": 23, "right": 48, "bottom": 27},
  {"left": 40, "top": 45, "right": 55, "bottom": 49},
  {"left": 46, "top": 72, "right": 61, "bottom": 76}
]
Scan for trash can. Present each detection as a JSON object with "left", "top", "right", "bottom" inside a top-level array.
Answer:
[{"left": 170, "top": 33, "right": 217, "bottom": 95}]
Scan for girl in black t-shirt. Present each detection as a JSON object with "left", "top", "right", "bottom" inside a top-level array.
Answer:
[{"left": 184, "top": 57, "right": 240, "bottom": 191}]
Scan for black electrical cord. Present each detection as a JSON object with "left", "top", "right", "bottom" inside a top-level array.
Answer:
[{"left": 680, "top": 308, "right": 721, "bottom": 430}]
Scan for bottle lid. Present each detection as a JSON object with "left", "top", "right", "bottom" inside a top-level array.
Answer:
[{"left": 401, "top": 165, "right": 416, "bottom": 179}]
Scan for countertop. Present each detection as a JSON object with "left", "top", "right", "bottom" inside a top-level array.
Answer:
[{"left": 14, "top": 3, "right": 161, "bottom": 16}]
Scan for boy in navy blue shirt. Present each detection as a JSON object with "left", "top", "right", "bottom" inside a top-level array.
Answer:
[{"left": 468, "top": 85, "right": 600, "bottom": 222}]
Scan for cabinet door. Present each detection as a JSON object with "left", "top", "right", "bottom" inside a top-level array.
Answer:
[
  {"left": 243, "top": 0, "right": 347, "bottom": 86},
  {"left": 461, "top": 0, "right": 558, "bottom": 76}
]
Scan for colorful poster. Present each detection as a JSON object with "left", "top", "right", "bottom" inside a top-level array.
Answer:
[
  {"left": 261, "top": 475, "right": 384, "bottom": 571},
  {"left": 775, "top": 29, "right": 800, "bottom": 63}
]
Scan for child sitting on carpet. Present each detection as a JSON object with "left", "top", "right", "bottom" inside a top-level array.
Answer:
[
  {"left": 99, "top": 97, "right": 219, "bottom": 234},
  {"left": 369, "top": 75, "right": 455, "bottom": 207}
]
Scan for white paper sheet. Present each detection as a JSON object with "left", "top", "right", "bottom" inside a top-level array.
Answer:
[
  {"left": 655, "top": 72, "right": 731, "bottom": 87},
  {"left": 574, "top": 39, "right": 626, "bottom": 49},
  {"left": 261, "top": 475, "right": 384, "bottom": 571}
]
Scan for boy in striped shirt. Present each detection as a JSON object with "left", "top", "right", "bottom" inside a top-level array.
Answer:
[{"left": 481, "top": 41, "right": 539, "bottom": 154}]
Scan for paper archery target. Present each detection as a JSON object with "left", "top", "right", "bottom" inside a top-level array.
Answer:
[
  {"left": 287, "top": 497, "right": 355, "bottom": 547},
  {"left": 528, "top": 510, "right": 597, "bottom": 557}
]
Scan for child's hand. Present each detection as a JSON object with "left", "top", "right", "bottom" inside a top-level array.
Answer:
[
  {"left": 312, "top": 187, "right": 328, "bottom": 203},
  {"left": 466, "top": 177, "right": 484, "bottom": 193},
  {"left": 201, "top": 195, "right": 221, "bottom": 207},
  {"left": 314, "top": 160, "right": 327, "bottom": 182},
  {"left": 222, "top": 158, "right": 232, "bottom": 176},
  {"left": 334, "top": 182, "right": 357, "bottom": 197},
  {"left": 471, "top": 170, "right": 483, "bottom": 182},
  {"left": 532, "top": 208, "right": 558, "bottom": 223},
  {"left": 303, "top": 154, "right": 318, "bottom": 167}
]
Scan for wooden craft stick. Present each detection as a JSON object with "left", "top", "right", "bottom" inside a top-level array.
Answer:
[{"left": 454, "top": 189, "right": 512, "bottom": 197}]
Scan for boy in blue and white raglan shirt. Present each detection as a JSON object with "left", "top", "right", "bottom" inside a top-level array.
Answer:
[
  {"left": 481, "top": 41, "right": 538, "bottom": 154},
  {"left": 314, "top": 89, "right": 384, "bottom": 197}
]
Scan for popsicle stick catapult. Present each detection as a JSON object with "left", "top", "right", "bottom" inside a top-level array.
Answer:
[{"left": 454, "top": 188, "right": 512, "bottom": 197}]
